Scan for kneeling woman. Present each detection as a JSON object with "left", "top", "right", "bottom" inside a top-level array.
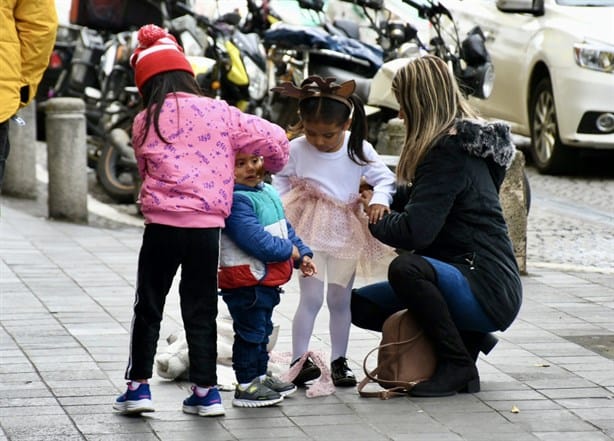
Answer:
[{"left": 353, "top": 55, "right": 522, "bottom": 397}]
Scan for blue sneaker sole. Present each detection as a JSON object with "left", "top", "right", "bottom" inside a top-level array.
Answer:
[
  {"left": 113, "top": 399, "right": 155, "bottom": 414},
  {"left": 183, "top": 403, "right": 226, "bottom": 417}
]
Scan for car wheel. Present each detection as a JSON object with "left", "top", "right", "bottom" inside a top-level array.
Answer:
[{"left": 529, "top": 77, "right": 575, "bottom": 174}]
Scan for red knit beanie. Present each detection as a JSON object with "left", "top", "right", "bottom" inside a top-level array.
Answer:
[{"left": 130, "top": 24, "right": 195, "bottom": 92}]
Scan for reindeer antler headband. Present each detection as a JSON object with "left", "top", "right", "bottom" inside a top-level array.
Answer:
[{"left": 271, "top": 75, "right": 356, "bottom": 111}]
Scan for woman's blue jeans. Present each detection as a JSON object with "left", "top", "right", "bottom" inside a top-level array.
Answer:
[{"left": 351, "top": 256, "right": 496, "bottom": 332}]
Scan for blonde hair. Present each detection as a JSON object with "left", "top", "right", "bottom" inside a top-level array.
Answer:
[{"left": 392, "top": 55, "right": 478, "bottom": 183}]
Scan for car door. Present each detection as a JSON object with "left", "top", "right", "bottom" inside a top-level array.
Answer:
[{"left": 444, "top": 0, "right": 537, "bottom": 125}]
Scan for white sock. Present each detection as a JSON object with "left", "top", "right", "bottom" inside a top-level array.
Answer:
[
  {"left": 129, "top": 381, "right": 144, "bottom": 390},
  {"left": 292, "top": 276, "right": 325, "bottom": 360},
  {"left": 194, "top": 385, "right": 210, "bottom": 397},
  {"left": 327, "top": 282, "right": 353, "bottom": 361},
  {"left": 239, "top": 377, "right": 258, "bottom": 389}
]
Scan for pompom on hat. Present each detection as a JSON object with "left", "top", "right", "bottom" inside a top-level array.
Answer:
[{"left": 130, "top": 24, "right": 194, "bottom": 92}]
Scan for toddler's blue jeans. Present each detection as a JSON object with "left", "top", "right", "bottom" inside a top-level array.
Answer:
[{"left": 221, "top": 285, "right": 281, "bottom": 384}]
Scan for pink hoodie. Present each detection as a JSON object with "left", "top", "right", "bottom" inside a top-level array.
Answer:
[{"left": 133, "top": 92, "right": 289, "bottom": 228}]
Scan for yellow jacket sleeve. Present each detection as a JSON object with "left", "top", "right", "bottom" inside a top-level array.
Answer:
[{"left": 0, "top": 0, "right": 58, "bottom": 121}]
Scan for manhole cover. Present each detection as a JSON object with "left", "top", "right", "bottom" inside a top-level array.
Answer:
[{"left": 565, "top": 335, "right": 614, "bottom": 360}]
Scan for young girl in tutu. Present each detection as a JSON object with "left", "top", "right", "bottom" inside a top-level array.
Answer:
[{"left": 271, "top": 76, "right": 396, "bottom": 387}]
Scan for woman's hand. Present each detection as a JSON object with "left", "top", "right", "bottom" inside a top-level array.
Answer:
[
  {"left": 366, "top": 203, "right": 390, "bottom": 224},
  {"left": 359, "top": 188, "right": 373, "bottom": 210},
  {"left": 299, "top": 256, "right": 317, "bottom": 277}
]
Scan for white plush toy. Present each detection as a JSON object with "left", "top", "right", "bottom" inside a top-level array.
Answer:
[{"left": 155, "top": 313, "right": 281, "bottom": 390}]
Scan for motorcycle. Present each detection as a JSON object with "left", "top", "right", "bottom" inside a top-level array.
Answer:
[
  {"left": 90, "top": 29, "right": 142, "bottom": 203},
  {"left": 168, "top": 1, "right": 269, "bottom": 115},
  {"left": 94, "top": 0, "right": 272, "bottom": 204},
  {"left": 35, "top": 23, "right": 140, "bottom": 202},
  {"left": 262, "top": 0, "right": 494, "bottom": 147}
]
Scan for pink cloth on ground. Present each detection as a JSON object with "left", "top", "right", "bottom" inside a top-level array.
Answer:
[{"left": 271, "top": 350, "right": 336, "bottom": 398}]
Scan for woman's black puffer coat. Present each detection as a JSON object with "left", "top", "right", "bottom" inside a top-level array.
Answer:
[{"left": 370, "top": 119, "right": 522, "bottom": 330}]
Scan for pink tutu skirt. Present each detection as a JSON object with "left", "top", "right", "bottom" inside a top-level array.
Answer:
[{"left": 282, "top": 177, "right": 393, "bottom": 265}]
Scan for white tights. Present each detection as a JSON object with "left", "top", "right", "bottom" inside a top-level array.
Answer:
[{"left": 292, "top": 273, "right": 355, "bottom": 363}]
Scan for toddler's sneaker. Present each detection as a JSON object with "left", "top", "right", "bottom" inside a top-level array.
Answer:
[
  {"left": 232, "top": 378, "right": 283, "bottom": 408},
  {"left": 290, "top": 357, "right": 321, "bottom": 386},
  {"left": 113, "top": 382, "right": 154, "bottom": 414},
  {"left": 261, "top": 374, "right": 297, "bottom": 397},
  {"left": 331, "top": 356, "right": 357, "bottom": 387},
  {"left": 182, "top": 386, "right": 225, "bottom": 417}
]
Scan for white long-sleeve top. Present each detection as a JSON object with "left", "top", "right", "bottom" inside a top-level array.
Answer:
[{"left": 272, "top": 133, "right": 396, "bottom": 206}]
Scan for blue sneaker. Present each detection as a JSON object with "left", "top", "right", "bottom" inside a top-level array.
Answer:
[
  {"left": 182, "top": 386, "right": 225, "bottom": 417},
  {"left": 113, "top": 382, "right": 154, "bottom": 414}
]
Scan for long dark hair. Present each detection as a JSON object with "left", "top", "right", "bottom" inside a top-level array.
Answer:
[
  {"left": 133, "top": 70, "right": 202, "bottom": 147},
  {"left": 290, "top": 94, "right": 370, "bottom": 165}
]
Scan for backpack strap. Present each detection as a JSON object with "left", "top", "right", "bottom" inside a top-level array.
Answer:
[{"left": 357, "top": 366, "right": 411, "bottom": 399}]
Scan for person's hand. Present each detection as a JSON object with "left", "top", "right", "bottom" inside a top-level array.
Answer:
[
  {"left": 299, "top": 256, "right": 317, "bottom": 277},
  {"left": 291, "top": 245, "right": 300, "bottom": 261},
  {"left": 359, "top": 188, "right": 373, "bottom": 210},
  {"left": 366, "top": 203, "right": 390, "bottom": 224},
  {"left": 359, "top": 177, "right": 373, "bottom": 193}
]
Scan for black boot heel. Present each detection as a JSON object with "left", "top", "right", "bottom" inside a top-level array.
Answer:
[
  {"left": 480, "top": 334, "right": 498, "bottom": 355},
  {"left": 459, "top": 377, "right": 481, "bottom": 394}
]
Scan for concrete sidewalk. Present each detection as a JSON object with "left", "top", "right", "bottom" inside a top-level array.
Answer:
[{"left": 1, "top": 195, "right": 613, "bottom": 441}]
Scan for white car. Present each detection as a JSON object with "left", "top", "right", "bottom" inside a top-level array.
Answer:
[{"left": 442, "top": 0, "right": 614, "bottom": 174}]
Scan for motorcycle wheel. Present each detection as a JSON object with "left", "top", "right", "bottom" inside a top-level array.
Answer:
[{"left": 96, "top": 142, "right": 137, "bottom": 203}]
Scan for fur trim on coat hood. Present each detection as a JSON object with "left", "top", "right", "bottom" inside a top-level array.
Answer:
[{"left": 455, "top": 119, "right": 516, "bottom": 169}]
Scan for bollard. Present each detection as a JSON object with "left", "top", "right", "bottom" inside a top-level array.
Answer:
[
  {"left": 3, "top": 102, "right": 37, "bottom": 198},
  {"left": 45, "top": 97, "right": 88, "bottom": 223}
]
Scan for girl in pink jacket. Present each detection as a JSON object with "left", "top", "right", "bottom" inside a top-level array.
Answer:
[{"left": 113, "top": 25, "right": 289, "bottom": 418}]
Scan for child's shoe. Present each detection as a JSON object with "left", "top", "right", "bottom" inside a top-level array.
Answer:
[
  {"left": 290, "top": 357, "right": 321, "bottom": 386},
  {"left": 182, "top": 386, "right": 225, "bottom": 417},
  {"left": 331, "top": 357, "right": 357, "bottom": 387},
  {"left": 113, "top": 382, "right": 155, "bottom": 414},
  {"left": 232, "top": 378, "right": 283, "bottom": 408},
  {"left": 261, "top": 374, "right": 297, "bottom": 397}
]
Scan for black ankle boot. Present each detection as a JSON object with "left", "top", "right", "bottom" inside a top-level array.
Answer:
[
  {"left": 410, "top": 361, "right": 480, "bottom": 397},
  {"left": 481, "top": 333, "right": 498, "bottom": 355},
  {"left": 460, "top": 331, "right": 499, "bottom": 361},
  {"left": 388, "top": 255, "right": 482, "bottom": 397}
]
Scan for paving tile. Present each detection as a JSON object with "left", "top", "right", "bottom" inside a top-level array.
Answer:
[
  {"left": 503, "top": 409, "right": 600, "bottom": 432},
  {"left": 535, "top": 432, "right": 614, "bottom": 441}
]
